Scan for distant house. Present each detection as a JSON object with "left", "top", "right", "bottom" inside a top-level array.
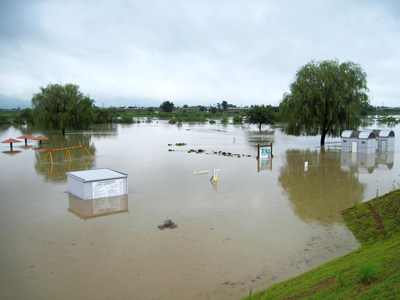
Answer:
[{"left": 341, "top": 129, "right": 395, "bottom": 153}]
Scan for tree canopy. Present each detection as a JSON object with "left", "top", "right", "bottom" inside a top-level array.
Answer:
[
  {"left": 13, "top": 108, "right": 34, "bottom": 125},
  {"left": 221, "top": 100, "right": 228, "bottom": 111},
  {"left": 160, "top": 101, "right": 174, "bottom": 112},
  {"left": 32, "top": 83, "right": 94, "bottom": 135},
  {"left": 280, "top": 59, "right": 369, "bottom": 145},
  {"left": 244, "top": 105, "right": 275, "bottom": 130}
]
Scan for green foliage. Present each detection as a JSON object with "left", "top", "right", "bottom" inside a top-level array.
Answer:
[
  {"left": 377, "top": 115, "right": 399, "bottom": 126},
  {"left": 118, "top": 114, "right": 134, "bottom": 123},
  {"left": 232, "top": 114, "right": 243, "bottom": 124},
  {"left": 32, "top": 83, "right": 94, "bottom": 135},
  {"left": 13, "top": 108, "right": 34, "bottom": 125},
  {"left": 280, "top": 59, "right": 369, "bottom": 145},
  {"left": 335, "top": 273, "right": 347, "bottom": 287},
  {"left": 221, "top": 115, "right": 228, "bottom": 124},
  {"left": 165, "top": 110, "right": 209, "bottom": 123},
  {"left": 342, "top": 191, "right": 400, "bottom": 245},
  {"left": 94, "top": 107, "right": 118, "bottom": 124},
  {"left": 361, "top": 103, "right": 376, "bottom": 115},
  {"left": 0, "top": 114, "right": 10, "bottom": 125},
  {"left": 221, "top": 100, "right": 228, "bottom": 110},
  {"left": 244, "top": 105, "right": 275, "bottom": 130},
  {"left": 358, "top": 261, "right": 380, "bottom": 284},
  {"left": 160, "top": 101, "right": 174, "bottom": 112}
]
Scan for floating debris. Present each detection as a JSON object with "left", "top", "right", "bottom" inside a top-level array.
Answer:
[
  {"left": 170, "top": 145, "right": 252, "bottom": 158},
  {"left": 157, "top": 219, "right": 178, "bottom": 230},
  {"left": 194, "top": 170, "right": 209, "bottom": 176}
]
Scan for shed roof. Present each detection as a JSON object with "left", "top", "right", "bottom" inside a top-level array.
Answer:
[
  {"left": 341, "top": 130, "right": 360, "bottom": 138},
  {"left": 359, "top": 130, "right": 376, "bottom": 139},
  {"left": 66, "top": 168, "right": 128, "bottom": 182},
  {"left": 377, "top": 130, "right": 395, "bottom": 137},
  {"left": 342, "top": 130, "right": 355, "bottom": 138}
]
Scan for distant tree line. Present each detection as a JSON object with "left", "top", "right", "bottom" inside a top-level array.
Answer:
[{"left": 2, "top": 59, "right": 389, "bottom": 144}]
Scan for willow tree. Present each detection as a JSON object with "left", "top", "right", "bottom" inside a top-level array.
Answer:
[
  {"left": 32, "top": 83, "right": 94, "bottom": 135},
  {"left": 280, "top": 60, "right": 369, "bottom": 145}
]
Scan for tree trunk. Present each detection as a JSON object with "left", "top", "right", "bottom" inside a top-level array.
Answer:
[
  {"left": 62, "top": 128, "right": 65, "bottom": 136},
  {"left": 320, "top": 131, "right": 326, "bottom": 146},
  {"left": 259, "top": 123, "right": 262, "bottom": 131}
]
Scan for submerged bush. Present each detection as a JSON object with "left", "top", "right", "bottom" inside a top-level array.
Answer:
[
  {"left": 232, "top": 114, "right": 243, "bottom": 124},
  {"left": 221, "top": 115, "right": 228, "bottom": 124}
]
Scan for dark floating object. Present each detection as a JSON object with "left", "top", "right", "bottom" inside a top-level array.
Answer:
[{"left": 158, "top": 219, "right": 178, "bottom": 230}]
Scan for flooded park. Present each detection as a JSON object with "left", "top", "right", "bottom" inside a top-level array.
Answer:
[{"left": 0, "top": 118, "right": 399, "bottom": 299}]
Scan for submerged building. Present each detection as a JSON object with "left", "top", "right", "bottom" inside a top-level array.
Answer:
[{"left": 341, "top": 129, "right": 395, "bottom": 153}]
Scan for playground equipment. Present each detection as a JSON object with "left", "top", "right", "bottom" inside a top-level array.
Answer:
[{"left": 42, "top": 145, "right": 92, "bottom": 164}]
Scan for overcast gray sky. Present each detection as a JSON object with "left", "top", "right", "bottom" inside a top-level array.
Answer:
[{"left": 1, "top": 0, "right": 399, "bottom": 109}]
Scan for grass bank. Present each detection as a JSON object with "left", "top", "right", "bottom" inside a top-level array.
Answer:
[{"left": 243, "top": 190, "right": 400, "bottom": 299}]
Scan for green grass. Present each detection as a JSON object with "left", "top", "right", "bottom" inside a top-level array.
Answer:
[
  {"left": 357, "top": 261, "right": 380, "bottom": 285},
  {"left": 242, "top": 190, "right": 400, "bottom": 299}
]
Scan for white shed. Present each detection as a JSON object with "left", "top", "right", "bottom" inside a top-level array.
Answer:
[
  {"left": 341, "top": 130, "right": 361, "bottom": 153},
  {"left": 66, "top": 168, "right": 128, "bottom": 200},
  {"left": 373, "top": 130, "right": 395, "bottom": 151},
  {"left": 358, "top": 130, "right": 377, "bottom": 154},
  {"left": 341, "top": 129, "right": 394, "bottom": 153}
]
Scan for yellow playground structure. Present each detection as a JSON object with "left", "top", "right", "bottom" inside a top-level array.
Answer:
[{"left": 42, "top": 145, "right": 92, "bottom": 164}]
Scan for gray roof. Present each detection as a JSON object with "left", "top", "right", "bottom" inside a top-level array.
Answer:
[
  {"left": 377, "top": 130, "right": 395, "bottom": 137},
  {"left": 343, "top": 129, "right": 395, "bottom": 139},
  {"left": 359, "top": 130, "right": 376, "bottom": 139},
  {"left": 67, "top": 168, "right": 128, "bottom": 182},
  {"left": 341, "top": 130, "right": 356, "bottom": 138}
]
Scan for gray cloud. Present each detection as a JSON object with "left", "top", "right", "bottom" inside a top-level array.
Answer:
[{"left": 1, "top": 0, "right": 399, "bottom": 108}]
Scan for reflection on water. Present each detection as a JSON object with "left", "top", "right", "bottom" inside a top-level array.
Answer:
[
  {"left": 73, "top": 123, "right": 118, "bottom": 139},
  {"left": 2, "top": 150, "right": 22, "bottom": 156},
  {"left": 257, "top": 156, "right": 272, "bottom": 171},
  {"left": 246, "top": 128, "right": 275, "bottom": 149},
  {"left": 68, "top": 194, "right": 128, "bottom": 220},
  {"left": 40, "top": 156, "right": 93, "bottom": 177},
  {"left": 341, "top": 151, "right": 394, "bottom": 173},
  {"left": 279, "top": 148, "right": 365, "bottom": 224}
]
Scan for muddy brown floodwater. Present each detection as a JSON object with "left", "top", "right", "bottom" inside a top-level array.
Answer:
[{"left": 1, "top": 120, "right": 399, "bottom": 299}]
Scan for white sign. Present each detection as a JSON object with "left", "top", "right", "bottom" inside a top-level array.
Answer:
[{"left": 92, "top": 179, "right": 124, "bottom": 199}]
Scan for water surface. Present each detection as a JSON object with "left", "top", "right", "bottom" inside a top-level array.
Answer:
[{"left": 0, "top": 120, "right": 398, "bottom": 299}]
